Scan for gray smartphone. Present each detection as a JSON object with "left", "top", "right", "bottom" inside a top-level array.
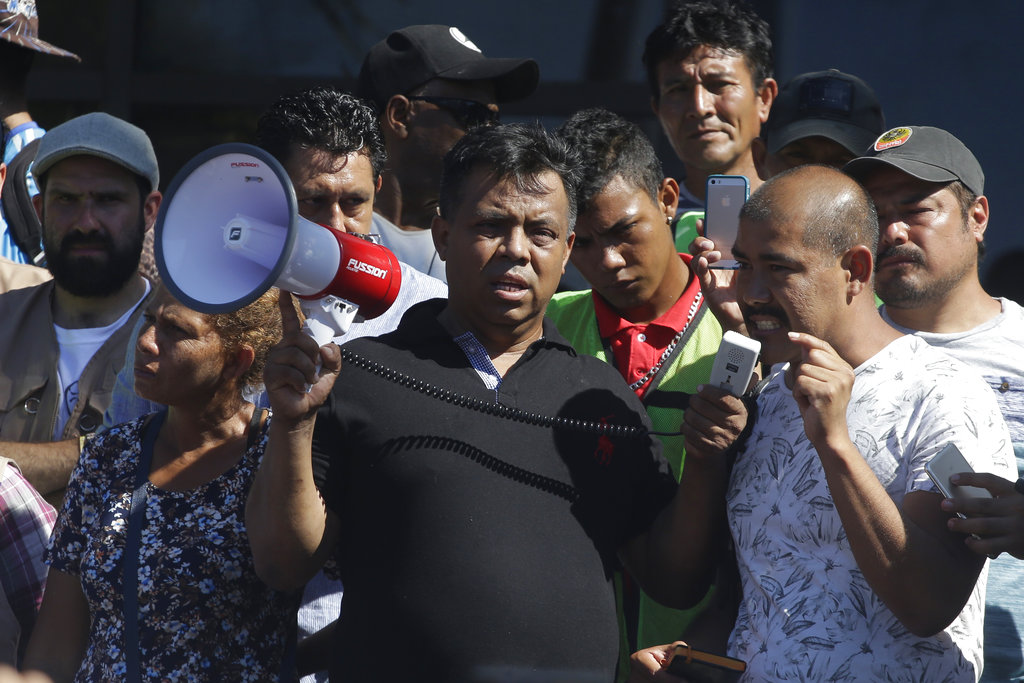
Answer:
[
  {"left": 925, "top": 443, "right": 993, "bottom": 516},
  {"left": 704, "top": 174, "right": 749, "bottom": 270}
]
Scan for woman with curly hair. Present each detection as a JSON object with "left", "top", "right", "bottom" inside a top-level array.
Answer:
[{"left": 25, "top": 286, "right": 300, "bottom": 682}]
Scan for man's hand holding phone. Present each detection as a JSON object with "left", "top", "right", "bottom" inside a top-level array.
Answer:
[
  {"left": 628, "top": 641, "right": 746, "bottom": 682},
  {"left": 681, "top": 384, "right": 749, "bottom": 461},
  {"left": 689, "top": 173, "right": 749, "bottom": 335},
  {"left": 941, "top": 472, "right": 1024, "bottom": 559},
  {"left": 689, "top": 229, "right": 746, "bottom": 336}
]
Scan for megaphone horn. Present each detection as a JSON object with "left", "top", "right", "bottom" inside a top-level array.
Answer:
[{"left": 155, "top": 143, "right": 401, "bottom": 338}]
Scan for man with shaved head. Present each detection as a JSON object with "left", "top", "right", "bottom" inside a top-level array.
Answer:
[{"left": 632, "top": 165, "right": 1013, "bottom": 681}]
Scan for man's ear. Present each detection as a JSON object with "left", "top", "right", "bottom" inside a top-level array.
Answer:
[
  {"left": 841, "top": 244, "right": 873, "bottom": 296},
  {"left": 143, "top": 191, "right": 162, "bottom": 230},
  {"left": 658, "top": 177, "right": 680, "bottom": 219},
  {"left": 32, "top": 190, "right": 42, "bottom": 222},
  {"left": 561, "top": 232, "right": 575, "bottom": 274},
  {"left": 431, "top": 212, "right": 449, "bottom": 261},
  {"left": 756, "top": 78, "right": 778, "bottom": 124},
  {"left": 968, "top": 195, "right": 990, "bottom": 245},
  {"left": 0, "top": 162, "right": 7, "bottom": 197},
  {"left": 384, "top": 95, "right": 413, "bottom": 140}
]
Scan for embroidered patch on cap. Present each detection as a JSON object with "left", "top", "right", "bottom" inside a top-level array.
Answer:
[
  {"left": 449, "top": 27, "right": 482, "bottom": 53},
  {"left": 874, "top": 127, "right": 913, "bottom": 152}
]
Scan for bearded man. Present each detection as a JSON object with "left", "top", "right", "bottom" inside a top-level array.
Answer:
[{"left": 0, "top": 112, "right": 159, "bottom": 505}]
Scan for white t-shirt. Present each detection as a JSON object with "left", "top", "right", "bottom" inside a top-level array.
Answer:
[
  {"left": 881, "top": 297, "right": 1024, "bottom": 682},
  {"left": 881, "top": 297, "right": 1024, "bottom": 446},
  {"left": 728, "top": 334, "right": 1015, "bottom": 682},
  {"left": 54, "top": 286, "right": 149, "bottom": 438},
  {"left": 372, "top": 213, "right": 447, "bottom": 282}
]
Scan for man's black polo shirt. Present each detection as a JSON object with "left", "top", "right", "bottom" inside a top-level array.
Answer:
[{"left": 311, "top": 298, "right": 678, "bottom": 682}]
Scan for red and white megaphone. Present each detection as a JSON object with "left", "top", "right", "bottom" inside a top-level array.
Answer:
[{"left": 155, "top": 143, "right": 401, "bottom": 344}]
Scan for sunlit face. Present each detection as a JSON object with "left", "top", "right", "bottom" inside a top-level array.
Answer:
[
  {"left": 652, "top": 45, "right": 773, "bottom": 174},
  {"left": 733, "top": 213, "right": 848, "bottom": 366},
  {"left": 761, "top": 136, "right": 858, "bottom": 178},
  {"left": 861, "top": 165, "right": 983, "bottom": 310},
  {"left": 283, "top": 146, "right": 377, "bottom": 235},
  {"left": 37, "top": 155, "right": 156, "bottom": 297},
  {"left": 570, "top": 176, "right": 681, "bottom": 322},
  {"left": 134, "top": 288, "right": 230, "bottom": 406},
  {"left": 433, "top": 167, "right": 572, "bottom": 345}
]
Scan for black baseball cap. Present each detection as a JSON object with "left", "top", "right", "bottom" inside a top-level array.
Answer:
[
  {"left": 357, "top": 25, "right": 539, "bottom": 109},
  {"left": 764, "top": 69, "right": 884, "bottom": 156},
  {"left": 844, "top": 126, "right": 984, "bottom": 196}
]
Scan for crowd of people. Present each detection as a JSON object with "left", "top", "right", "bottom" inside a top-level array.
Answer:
[{"left": 0, "top": 1, "right": 1021, "bottom": 682}]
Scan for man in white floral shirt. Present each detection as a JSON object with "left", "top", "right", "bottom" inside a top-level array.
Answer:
[
  {"left": 723, "top": 165, "right": 1014, "bottom": 681},
  {"left": 634, "top": 164, "right": 1014, "bottom": 682}
]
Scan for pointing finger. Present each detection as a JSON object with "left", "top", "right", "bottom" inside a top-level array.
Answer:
[{"left": 278, "top": 289, "right": 301, "bottom": 336}]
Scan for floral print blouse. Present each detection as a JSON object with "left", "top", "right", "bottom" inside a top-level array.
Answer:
[{"left": 47, "top": 413, "right": 299, "bottom": 682}]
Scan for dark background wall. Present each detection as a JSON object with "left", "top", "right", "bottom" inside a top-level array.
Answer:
[{"left": 28, "top": 0, "right": 1024, "bottom": 286}]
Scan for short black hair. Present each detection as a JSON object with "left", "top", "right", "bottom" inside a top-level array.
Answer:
[
  {"left": 439, "top": 122, "right": 580, "bottom": 233},
  {"left": 556, "top": 108, "right": 663, "bottom": 215},
  {"left": 255, "top": 86, "right": 387, "bottom": 178},
  {"left": 741, "top": 164, "right": 879, "bottom": 258},
  {"left": 643, "top": 0, "right": 774, "bottom": 103}
]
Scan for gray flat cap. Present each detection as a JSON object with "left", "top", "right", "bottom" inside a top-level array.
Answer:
[{"left": 34, "top": 112, "right": 159, "bottom": 192}]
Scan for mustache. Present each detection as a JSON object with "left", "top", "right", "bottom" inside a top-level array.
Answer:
[
  {"left": 876, "top": 245, "right": 924, "bottom": 271},
  {"left": 741, "top": 304, "right": 790, "bottom": 327},
  {"left": 59, "top": 232, "right": 113, "bottom": 254}
]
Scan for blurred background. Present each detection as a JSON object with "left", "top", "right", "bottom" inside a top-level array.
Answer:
[{"left": 31, "top": 0, "right": 1024, "bottom": 286}]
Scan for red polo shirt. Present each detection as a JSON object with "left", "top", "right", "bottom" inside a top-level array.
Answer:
[{"left": 593, "top": 253, "right": 702, "bottom": 398}]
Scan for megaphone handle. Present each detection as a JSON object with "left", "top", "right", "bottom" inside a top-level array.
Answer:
[
  {"left": 301, "top": 317, "right": 339, "bottom": 349},
  {"left": 299, "top": 296, "right": 360, "bottom": 391}
]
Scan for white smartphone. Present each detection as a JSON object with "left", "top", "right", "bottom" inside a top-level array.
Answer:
[
  {"left": 704, "top": 174, "right": 749, "bottom": 270},
  {"left": 708, "top": 331, "right": 760, "bottom": 397},
  {"left": 925, "top": 443, "right": 993, "bottom": 517}
]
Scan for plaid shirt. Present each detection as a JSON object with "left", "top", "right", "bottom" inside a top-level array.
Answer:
[
  {"left": 0, "top": 458, "right": 55, "bottom": 653},
  {"left": 453, "top": 330, "right": 503, "bottom": 393}
]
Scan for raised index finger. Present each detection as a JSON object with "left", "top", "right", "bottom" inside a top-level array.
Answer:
[{"left": 278, "top": 289, "right": 301, "bottom": 336}]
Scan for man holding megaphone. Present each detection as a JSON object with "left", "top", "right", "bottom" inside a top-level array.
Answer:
[
  {"left": 102, "top": 87, "right": 447, "bottom": 681},
  {"left": 253, "top": 87, "right": 448, "bottom": 681},
  {"left": 247, "top": 123, "right": 730, "bottom": 683},
  {"left": 104, "top": 87, "right": 447, "bottom": 426}
]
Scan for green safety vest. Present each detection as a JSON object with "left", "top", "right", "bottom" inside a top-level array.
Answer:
[{"left": 546, "top": 289, "right": 723, "bottom": 679}]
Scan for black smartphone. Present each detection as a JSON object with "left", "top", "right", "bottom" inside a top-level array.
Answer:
[{"left": 665, "top": 643, "right": 746, "bottom": 683}]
